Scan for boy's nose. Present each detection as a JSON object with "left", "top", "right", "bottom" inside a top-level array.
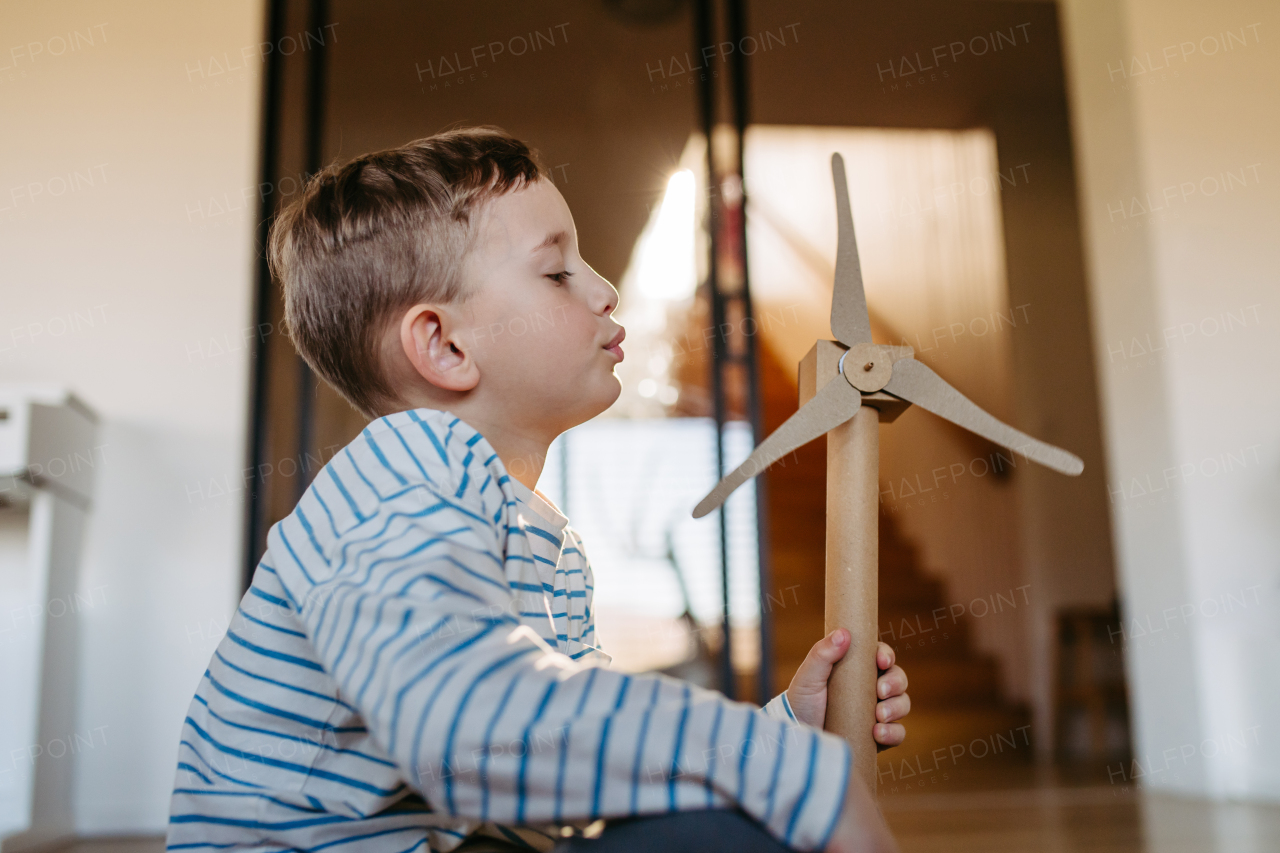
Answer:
[{"left": 589, "top": 272, "right": 620, "bottom": 316}]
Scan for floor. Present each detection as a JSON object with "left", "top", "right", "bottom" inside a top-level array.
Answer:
[
  {"left": 54, "top": 841, "right": 164, "bottom": 853},
  {"left": 49, "top": 770, "right": 1280, "bottom": 853},
  {"left": 879, "top": 763, "right": 1280, "bottom": 853}
]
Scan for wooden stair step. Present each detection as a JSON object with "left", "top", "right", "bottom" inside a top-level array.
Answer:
[
  {"left": 890, "top": 657, "right": 1002, "bottom": 703},
  {"left": 878, "top": 610, "right": 975, "bottom": 651},
  {"left": 879, "top": 586, "right": 949, "bottom": 610},
  {"left": 874, "top": 707, "right": 1034, "bottom": 774}
]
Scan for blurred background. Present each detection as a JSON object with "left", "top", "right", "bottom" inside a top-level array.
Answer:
[{"left": 1, "top": 0, "right": 1277, "bottom": 850}]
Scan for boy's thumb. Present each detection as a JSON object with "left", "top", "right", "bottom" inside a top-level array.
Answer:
[
  {"left": 822, "top": 628, "right": 851, "bottom": 659},
  {"left": 793, "top": 628, "right": 850, "bottom": 691}
]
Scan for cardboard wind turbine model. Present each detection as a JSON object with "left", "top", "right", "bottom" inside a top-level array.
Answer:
[{"left": 692, "top": 153, "right": 1084, "bottom": 790}]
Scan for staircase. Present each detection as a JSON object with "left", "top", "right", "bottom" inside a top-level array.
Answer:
[{"left": 756, "top": 340, "right": 1031, "bottom": 781}]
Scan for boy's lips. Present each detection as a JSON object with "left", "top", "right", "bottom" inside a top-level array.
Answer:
[{"left": 604, "top": 327, "right": 625, "bottom": 361}]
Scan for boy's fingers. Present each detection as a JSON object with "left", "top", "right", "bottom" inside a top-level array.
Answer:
[
  {"left": 876, "top": 694, "right": 911, "bottom": 723},
  {"left": 876, "top": 641, "right": 896, "bottom": 671},
  {"left": 790, "top": 628, "right": 850, "bottom": 694},
  {"left": 874, "top": 722, "right": 906, "bottom": 747},
  {"left": 877, "top": 665, "right": 908, "bottom": 699}
]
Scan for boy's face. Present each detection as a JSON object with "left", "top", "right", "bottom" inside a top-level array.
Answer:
[{"left": 455, "top": 177, "right": 625, "bottom": 436}]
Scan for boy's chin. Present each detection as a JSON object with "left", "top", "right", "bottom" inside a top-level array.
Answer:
[
  {"left": 595, "top": 375, "right": 623, "bottom": 411},
  {"left": 571, "top": 376, "right": 622, "bottom": 425},
  {"left": 604, "top": 372, "right": 623, "bottom": 403}
]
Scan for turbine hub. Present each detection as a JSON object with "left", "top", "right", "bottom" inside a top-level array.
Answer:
[{"left": 840, "top": 342, "right": 895, "bottom": 393}]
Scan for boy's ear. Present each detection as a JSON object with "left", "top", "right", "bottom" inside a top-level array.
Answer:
[{"left": 399, "top": 304, "right": 479, "bottom": 393}]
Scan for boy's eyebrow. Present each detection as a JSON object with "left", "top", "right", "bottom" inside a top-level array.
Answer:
[{"left": 531, "top": 230, "right": 569, "bottom": 253}]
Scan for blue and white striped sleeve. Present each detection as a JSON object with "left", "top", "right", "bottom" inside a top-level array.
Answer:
[
  {"left": 761, "top": 691, "right": 800, "bottom": 723},
  {"left": 277, "top": 483, "right": 853, "bottom": 852}
]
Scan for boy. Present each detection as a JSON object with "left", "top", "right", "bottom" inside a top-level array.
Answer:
[{"left": 167, "top": 127, "right": 910, "bottom": 853}]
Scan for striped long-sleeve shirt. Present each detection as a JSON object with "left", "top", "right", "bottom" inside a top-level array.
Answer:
[{"left": 166, "top": 408, "right": 854, "bottom": 853}]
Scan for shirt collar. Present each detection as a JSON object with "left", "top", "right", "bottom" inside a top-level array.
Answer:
[{"left": 508, "top": 475, "right": 569, "bottom": 532}]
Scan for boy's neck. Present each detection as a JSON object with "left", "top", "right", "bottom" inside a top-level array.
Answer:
[
  {"left": 449, "top": 411, "right": 550, "bottom": 492},
  {"left": 389, "top": 389, "right": 555, "bottom": 492}
]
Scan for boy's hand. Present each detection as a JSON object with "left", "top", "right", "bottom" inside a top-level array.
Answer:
[{"left": 785, "top": 629, "right": 910, "bottom": 749}]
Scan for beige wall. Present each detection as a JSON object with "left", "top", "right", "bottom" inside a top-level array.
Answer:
[
  {"left": 1060, "top": 0, "right": 1280, "bottom": 796},
  {"left": 0, "top": 0, "right": 263, "bottom": 832}
]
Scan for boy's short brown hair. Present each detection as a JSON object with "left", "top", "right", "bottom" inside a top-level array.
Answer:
[{"left": 268, "top": 125, "right": 548, "bottom": 418}]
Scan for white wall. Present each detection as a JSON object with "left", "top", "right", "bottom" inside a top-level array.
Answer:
[
  {"left": 1060, "top": 0, "right": 1280, "bottom": 797},
  {"left": 0, "top": 0, "right": 264, "bottom": 833}
]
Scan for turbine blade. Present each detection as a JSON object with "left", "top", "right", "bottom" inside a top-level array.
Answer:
[
  {"left": 830, "top": 152, "right": 873, "bottom": 347},
  {"left": 693, "top": 376, "right": 863, "bottom": 518},
  {"left": 884, "top": 359, "right": 1084, "bottom": 476}
]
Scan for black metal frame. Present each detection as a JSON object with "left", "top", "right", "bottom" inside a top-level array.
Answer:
[
  {"left": 244, "top": 0, "right": 331, "bottom": 588},
  {"left": 294, "top": 0, "right": 329, "bottom": 504},
  {"left": 693, "top": 0, "right": 774, "bottom": 705},
  {"left": 243, "top": 0, "right": 287, "bottom": 589}
]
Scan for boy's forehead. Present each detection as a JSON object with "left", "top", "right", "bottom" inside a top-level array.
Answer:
[{"left": 475, "top": 179, "right": 573, "bottom": 260}]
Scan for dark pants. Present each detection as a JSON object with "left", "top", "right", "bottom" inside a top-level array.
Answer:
[{"left": 551, "top": 808, "right": 793, "bottom": 853}]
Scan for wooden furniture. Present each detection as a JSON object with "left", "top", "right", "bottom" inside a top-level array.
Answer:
[{"left": 1054, "top": 604, "right": 1131, "bottom": 764}]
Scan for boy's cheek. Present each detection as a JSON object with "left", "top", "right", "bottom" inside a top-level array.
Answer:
[{"left": 548, "top": 319, "right": 601, "bottom": 362}]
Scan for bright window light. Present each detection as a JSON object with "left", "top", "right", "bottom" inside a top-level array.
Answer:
[{"left": 634, "top": 169, "right": 697, "bottom": 301}]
